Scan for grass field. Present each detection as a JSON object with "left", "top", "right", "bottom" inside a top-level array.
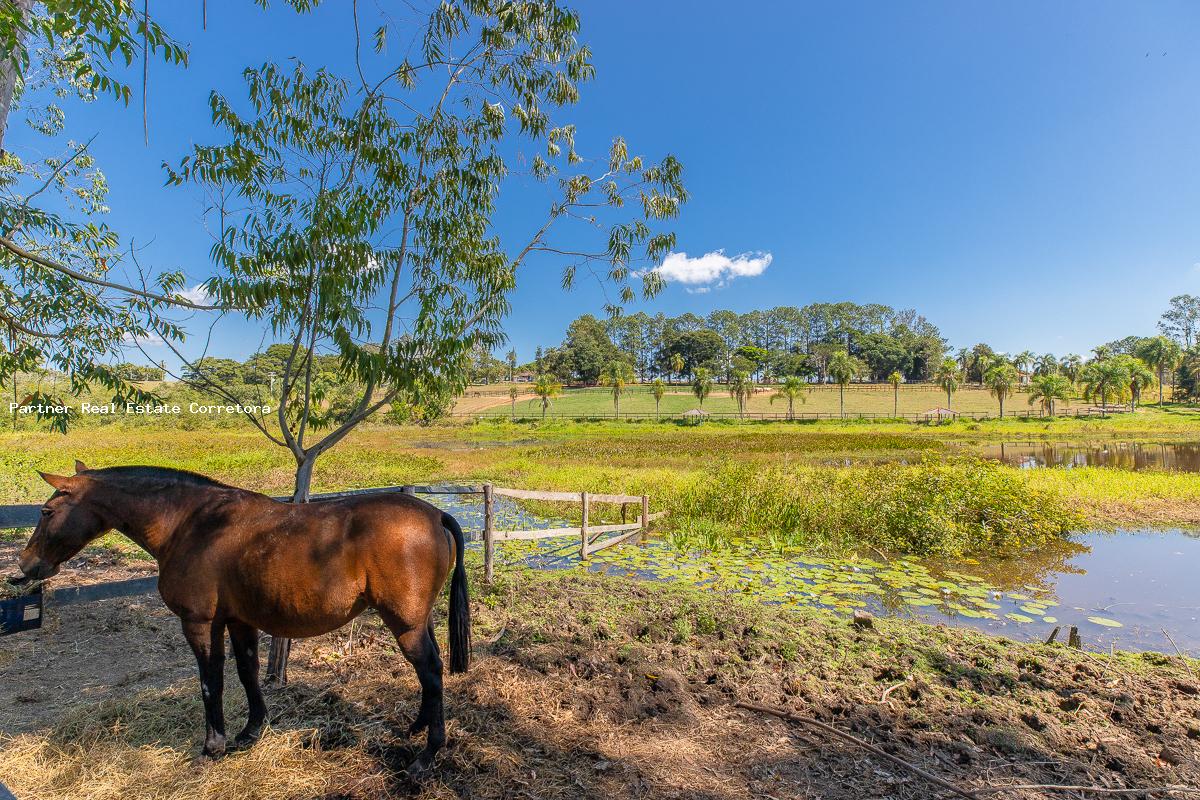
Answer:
[
  {"left": 5, "top": 410, "right": 1200, "bottom": 554},
  {"left": 470, "top": 382, "right": 1096, "bottom": 419}
]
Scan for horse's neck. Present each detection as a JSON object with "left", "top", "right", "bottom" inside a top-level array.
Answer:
[{"left": 98, "top": 486, "right": 197, "bottom": 562}]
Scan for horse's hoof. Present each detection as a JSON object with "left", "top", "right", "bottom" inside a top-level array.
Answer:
[
  {"left": 198, "top": 744, "right": 226, "bottom": 762},
  {"left": 230, "top": 731, "right": 262, "bottom": 752},
  {"left": 404, "top": 751, "right": 435, "bottom": 777}
]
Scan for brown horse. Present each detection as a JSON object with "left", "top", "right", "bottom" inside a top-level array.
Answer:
[{"left": 17, "top": 462, "right": 470, "bottom": 768}]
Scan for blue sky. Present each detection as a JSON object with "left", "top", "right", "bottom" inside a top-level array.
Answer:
[{"left": 13, "top": 1, "right": 1200, "bottom": 363}]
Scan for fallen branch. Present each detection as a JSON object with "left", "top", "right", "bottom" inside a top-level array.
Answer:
[{"left": 734, "top": 700, "right": 977, "bottom": 800}]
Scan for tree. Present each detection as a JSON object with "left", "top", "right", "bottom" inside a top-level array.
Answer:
[
  {"left": 1113, "top": 354, "right": 1153, "bottom": 410},
  {"left": 1159, "top": 294, "right": 1200, "bottom": 348},
  {"left": 826, "top": 350, "right": 861, "bottom": 418},
  {"left": 599, "top": 359, "right": 634, "bottom": 418},
  {"left": 1135, "top": 336, "right": 1181, "bottom": 405},
  {"left": 691, "top": 367, "right": 712, "bottom": 408},
  {"left": 1012, "top": 350, "right": 1035, "bottom": 379},
  {"left": 533, "top": 374, "right": 561, "bottom": 420},
  {"left": 164, "top": 4, "right": 686, "bottom": 503},
  {"left": 506, "top": 349, "right": 517, "bottom": 382},
  {"left": 1059, "top": 354, "right": 1083, "bottom": 382},
  {"left": 727, "top": 369, "right": 753, "bottom": 419},
  {"left": 984, "top": 362, "right": 1018, "bottom": 418},
  {"left": 670, "top": 352, "right": 685, "bottom": 385},
  {"left": 1080, "top": 360, "right": 1130, "bottom": 417},
  {"left": 0, "top": 2, "right": 201, "bottom": 429},
  {"left": 770, "top": 375, "right": 806, "bottom": 420},
  {"left": 658, "top": 328, "right": 723, "bottom": 380},
  {"left": 508, "top": 384, "right": 519, "bottom": 421},
  {"left": 1034, "top": 353, "right": 1058, "bottom": 376},
  {"left": 650, "top": 377, "right": 666, "bottom": 420},
  {"left": 934, "top": 358, "right": 960, "bottom": 410},
  {"left": 1027, "top": 373, "right": 1072, "bottom": 417},
  {"left": 887, "top": 370, "right": 902, "bottom": 417}
]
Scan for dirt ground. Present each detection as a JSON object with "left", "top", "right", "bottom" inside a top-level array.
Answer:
[{"left": 1, "top": 543, "right": 1198, "bottom": 800}]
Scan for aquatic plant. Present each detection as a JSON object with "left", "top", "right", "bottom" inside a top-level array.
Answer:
[{"left": 667, "top": 459, "right": 1081, "bottom": 556}]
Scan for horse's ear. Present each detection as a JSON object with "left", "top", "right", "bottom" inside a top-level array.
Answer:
[
  {"left": 74, "top": 460, "right": 89, "bottom": 474},
  {"left": 38, "top": 472, "right": 71, "bottom": 491}
]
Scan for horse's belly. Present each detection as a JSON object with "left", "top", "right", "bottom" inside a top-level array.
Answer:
[{"left": 239, "top": 597, "right": 368, "bottom": 639}]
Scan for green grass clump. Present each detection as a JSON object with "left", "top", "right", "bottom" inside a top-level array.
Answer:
[{"left": 669, "top": 459, "right": 1081, "bottom": 556}]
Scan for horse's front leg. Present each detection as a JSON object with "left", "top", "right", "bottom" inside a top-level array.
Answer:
[
  {"left": 227, "top": 620, "right": 267, "bottom": 749},
  {"left": 181, "top": 619, "right": 227, "bottom": 759}
]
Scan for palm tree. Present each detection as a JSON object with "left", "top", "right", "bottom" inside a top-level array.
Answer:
[
  {"left": 533, "top": 374, "right": 561, "bottom": 420},
  {"left": 691, "top": 367, "right": 713, "bottom": 408},
  {"left": 1113, "top": 354, "right": 1153, "bottom": 410},
  {"left": 1060, "top": 354, "right": 1083, "bottom": 383},
  {"left": 887, "top": 371, "right": 902, "bottom": 417},
  {"left": 670, "top": 353, "right": 685, "bottom": 385},
  {"left": 1034, "top": 353, "right": 1058, "bottom": 376},
  {"left": 651, "top": 378, "right": 666, "bottom": 420},
  {"left": 600, "top": 360, "right": 634, "bottom": 418},
  {"left": 1012, "top": 350, "right": 1035, "bottom": 380},
  {"left": 506, "top": 349, "right": 518, "bottom": 382},
  {"left": 984, "top": 362, "right": 1018, "bottom": 418},
  {"left": 934, "top": 358, "right": 960, "bottom": 411},
  {"left": 827, "top": 350, "right": 861, "bottom": 419},
  {"left": 1027, "top": 373, "right": 1072, "bottom": 417},
  {"left": 770, "top": 375, "right": 807, "bottom": 420},
  {"left": 1135, "top": 336, "right": 1182, "bottom": 405},
  {"left": 727, "top": 369, "right": 754, "bottom": 419},
  {"left": 1080, "top": 360, "right": 1130, "bottom": 417},
  {"left": 508, "top": 384, "right": 519, "bottom": 421}
]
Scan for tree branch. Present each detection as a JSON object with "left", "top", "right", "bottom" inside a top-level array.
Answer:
[{"left": 0, "top": 235, "right": 227, "bottom": 310}]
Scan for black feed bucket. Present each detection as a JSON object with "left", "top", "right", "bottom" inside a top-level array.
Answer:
[{"left": 0, "top": 584, "right": 43, "bottom": 636}]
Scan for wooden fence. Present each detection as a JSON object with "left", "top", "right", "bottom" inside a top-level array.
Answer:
[{"left": 458, "top": 406, "right": 1130, "bottom": 423}]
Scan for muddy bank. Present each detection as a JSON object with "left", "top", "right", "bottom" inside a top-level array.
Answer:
[{"left": 1, "top": 559, "right": 1198, "bottom": 799}]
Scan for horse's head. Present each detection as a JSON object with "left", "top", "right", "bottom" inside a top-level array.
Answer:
[{"left": 19, "top": 460, "right": 108, "bottom": 581}]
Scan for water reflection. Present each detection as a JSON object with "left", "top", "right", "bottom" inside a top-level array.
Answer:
[
  {"left": 981, "top": 441, "right": 1200, "bottom": 472},
  {"left": 424, "top": 490, "right": 1199, "bottom": 657}
]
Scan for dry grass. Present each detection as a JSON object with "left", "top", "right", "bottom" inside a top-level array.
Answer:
[{"left": 2, "top": 562, "right": 1198, "bottom": 800}]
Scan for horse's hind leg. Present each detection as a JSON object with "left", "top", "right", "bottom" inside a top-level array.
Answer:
[
  {"left": 380, "top": 611, "right": 445, "bottom": 768},
  {"left": 227, "top": 620, "right": 267, "bottom": 749}
]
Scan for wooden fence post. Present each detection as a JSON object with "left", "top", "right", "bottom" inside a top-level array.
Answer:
[
  {"left": 641, "top": 494, "right": 650, "bottom": 529},
  {"left": 483, "top": 483, "right": 495, "bottom": 584},
  {"left": 580, "top": 491, "right": 590, "bottom": 559}
]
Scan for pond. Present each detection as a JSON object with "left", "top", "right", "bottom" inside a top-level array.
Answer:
[
  {"left": 980, "top": 440, "right": 1200, "bottom": 472},
  {"left": 428, "top": 491, "right": 1200, "bottom": 657}
]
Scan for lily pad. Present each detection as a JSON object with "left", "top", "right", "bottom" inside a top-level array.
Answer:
[{"left": 1087, "top": 616, "right": 1124, "bottom": 628}]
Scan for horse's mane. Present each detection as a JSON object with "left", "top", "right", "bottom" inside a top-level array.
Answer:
[{"left": 86, "top": 465, "right": 234, "bottom": 491}]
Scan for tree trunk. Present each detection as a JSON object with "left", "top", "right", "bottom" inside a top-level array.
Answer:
[
  {"left": 839, "top": 385, "right": 845, "bottom": 418},
  {"left": 266, "top": 451, "right": 318, "bottom": 685},
  {"left": 893, "top": 386, "right": 898, "bottom": 417},
  {"left": 1159, "top": 367, "right": 1164, "bottom": 406},
  {"left": 0, "top": 0, "right": 32, "bottom": 154},
  {"left": 999, "top": 395, "right": 1004, "bottom": 418}
]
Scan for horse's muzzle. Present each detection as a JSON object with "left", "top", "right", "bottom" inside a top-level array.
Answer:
[{"left": 17, "top": 554, "right": 58, "bottom": 581}]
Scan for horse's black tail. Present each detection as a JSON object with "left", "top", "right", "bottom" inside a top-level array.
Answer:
[{"left": 443, "top": 512, "right": 471, "bottom": 673}]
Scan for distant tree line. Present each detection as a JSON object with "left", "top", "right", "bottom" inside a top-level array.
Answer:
[{"left": 521, "top": 303, "right": 948, "bottom": 385}]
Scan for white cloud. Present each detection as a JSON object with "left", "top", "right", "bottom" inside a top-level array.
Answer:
[
  {"left": 121, "top": 332, "right": 164, "bottom": 346},
  {"left": 652, "top": 249, "right": 772, "bottom": 289},
  {"left": 177, "top": 283, "right": 212, "bottom": 305}
]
